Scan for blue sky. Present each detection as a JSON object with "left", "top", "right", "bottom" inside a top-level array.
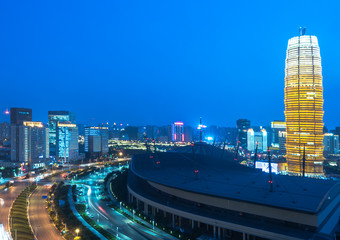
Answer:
[{"left": 0, "top": 0, "right": 339, "bottom": 128}]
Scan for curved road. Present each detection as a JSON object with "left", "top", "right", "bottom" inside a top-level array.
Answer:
[
  {"left": 0, "top": 180, "right": 28, "bottom": 232},
  {"left": 28, "top": 183, "right": 64, "bottom": 240}
]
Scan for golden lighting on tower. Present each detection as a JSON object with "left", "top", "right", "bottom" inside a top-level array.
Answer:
[{"left": 284, "top": 33, "right": 324, "bottom": 175}]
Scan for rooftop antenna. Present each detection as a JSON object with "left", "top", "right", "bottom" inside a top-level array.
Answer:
[
  {"left": 253, "top": 141, "right": 258, "bottom": 168},
  {"left": 302, "top": 144, "right": 306, "bottom": 177},
  {"left": 199, "top": 117, "right": 203, "bottom": 142},
  {"left": 299, "top": 27, "right": 306, "bottom": 36},
  {"left": 268, "top": 149, "right": 273, "bottom": 192}
]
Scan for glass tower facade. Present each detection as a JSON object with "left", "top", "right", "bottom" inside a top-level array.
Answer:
[
  {"left": 48, "top": 111, "right": 76, "bottom": 156},
  {"left": 284, "top": 34, "right": 324, "bottom": 175}
]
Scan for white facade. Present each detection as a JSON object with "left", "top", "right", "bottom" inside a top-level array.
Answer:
[{"left": 247, "top": 129, "right": 267, "bottom": 152}]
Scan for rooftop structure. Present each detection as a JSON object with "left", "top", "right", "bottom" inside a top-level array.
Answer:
[{"left": 128, "top": 143, "right": 340, "bottom": 239}]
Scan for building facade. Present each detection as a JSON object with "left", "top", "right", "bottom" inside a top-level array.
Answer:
[
  {"left": 84, "top": 126, "right": 109, "bottom": 154},
  {"left": 247, "top": 128, "right": 267, "bottom": 152},
  {"left": 48, "top": 111, "right": 76, "bottom": 156},
  {"left": 271, "top": 121, "right": 286, "bottom": 148},
  {"left": 10, "top": 121, "right": 49, "bottom": 169},
  {"left": 323, "top": 133, "right": 339, "bottom": 155},
  {"left": 284, "top": 32, "right": 324, "bottom": 175},
  {"left": 56, "top": 122, "right": 78, "bottom": 161},
  {"left": 0, "top": 122, "right": 10, "bottom": 141},
  {"left": 10, "top": 108, "right": 32, "bottom": 125},
  {"left": 236, "top": 119, "right": 250, "bottom": 148},
  {"left": 171, "top": 122, "right": 184, "bottom": 142}
]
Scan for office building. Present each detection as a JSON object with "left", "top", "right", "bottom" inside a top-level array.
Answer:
[
  {"left": 279, "top": 131, "right": 287, "bottom": 155},
  {"left": 48, "top": 111, "right": 76, "bottom": 156},
  {"left": 10, "top": 108, "right": 32, "bottom": 125},
  {"left": 323, "top": 133, "right": 339, "bottom": 155},
  {"left": 0, "top": 122, "right": 10, "bottom": 141},
  {"left": 10, "top": 121, "right": 49, "bottom": 169},
  {"left": 284, "top": 31, "right": 324, "bottom": 175},
  {"left": 84, "top": 126, "right": 109, "bottom": 154},
  {"left": 171, "top": 122, "right": 184, "bottom": 142},
  {"left": 271, "top": 121, "right": 286, "bottom": 148},
  {"left": 56, "top": 122, "right": 78, "bottom": 161},
  {"left": 247, "top": 128, "right": 267, "bottom": 152},
  {"left": 236, "top": 119, "right": 250, "bottom": 148}
]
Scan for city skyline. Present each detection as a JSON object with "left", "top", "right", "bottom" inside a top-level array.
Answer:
[{"left": 1, "top": 1, "right": 340, "bottom": 128}]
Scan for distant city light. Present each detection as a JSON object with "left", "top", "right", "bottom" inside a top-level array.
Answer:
[
  {"left": 207, "top": 137, "right": 213, "bottom": 141},
  {"left": 4, "top": 109, "right": 9, "bottom": 115},
  {"left": 197, "top": 124, "right": 207, "bottom": 130}
]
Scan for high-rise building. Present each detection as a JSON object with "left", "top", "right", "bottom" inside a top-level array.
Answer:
[
  {"left": 284, "top": 30, "right": 324, "bottom": 175},
  {"left": 171, "top": 122, "right": 184, "bottom": 142},
  {"left": 323, "top": 133, "right": 339, "bottom": 155},
  {"left": 10, "top": 121, "right": 49, "bottom": 169},
  {"left": 279, "top": 131, "right": 287, "bottom": 155},
  {"left": 0, "top": 122, "right": 10, "bottom": 141},
  {"left": 247, "top": 128, "right": 267, "bottom": 152},
  {"left": 84, "top": 126, "right": 109, "bottom": 154},
  {"left": 10, "top": 108, "right": 32, "bottom": 125},
  {"left": 237, "top": 119, "right": 250, "bottom": 148},
  {"left": 271, "top": 121, "right": 286, "bottom": 148},
  {"left": 48, "top": 111, "right": 76, "bottom": 156},
  {"left": 56, "top": 122, "right": 78, "bottom": 161}
]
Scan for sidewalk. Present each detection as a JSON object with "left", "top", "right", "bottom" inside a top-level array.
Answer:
[
  {"left": 67, "top": 188, "right": 107, "bottom": 240},
  {"left": 106, "top": 176, "right": 178, "bottom": 240}
]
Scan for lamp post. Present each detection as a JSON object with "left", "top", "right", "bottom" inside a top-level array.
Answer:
[{"left": 76, "top": 229, "right": 79, "bottom": 236}]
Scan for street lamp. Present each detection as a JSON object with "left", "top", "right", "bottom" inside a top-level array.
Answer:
[{"left": 76, "top": 229, "right": 79, "bottom": 236}]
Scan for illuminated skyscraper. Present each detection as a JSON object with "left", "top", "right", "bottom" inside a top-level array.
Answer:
[
  {"left": 284, "top": 30, "right": 324, "bottom": 175},
  {"left": 48, "top": 111, "right": 76, "bottom": 156},
  {"left": 171, "top": 122, "right": 184, "bottom": 142}
]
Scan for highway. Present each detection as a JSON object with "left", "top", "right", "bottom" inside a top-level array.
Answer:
[
  {"left": 74, "top": 167, "right": 152, "bottom": 240},
  {"left": 0, "top": 180, "right": 28, "bottom": 232},
  {"left": 28, "top": 178, "right": 64, "bottom": 240}
]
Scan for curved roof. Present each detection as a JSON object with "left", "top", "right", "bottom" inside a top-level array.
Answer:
[{"left": 131, "top": 144, "right": 340, "bottom": 213}]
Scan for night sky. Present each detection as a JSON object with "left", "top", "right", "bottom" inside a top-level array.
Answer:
[{"left": 1, "top": 1, "right": 339, "bottom": 128}]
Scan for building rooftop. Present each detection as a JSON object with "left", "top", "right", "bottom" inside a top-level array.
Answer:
[{"left": 131, "top": 143, "right": 340, "bottom": 214}]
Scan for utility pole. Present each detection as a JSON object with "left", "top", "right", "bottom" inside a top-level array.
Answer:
[
  {"left": 199, "top": 117, "right": 202, "bottom": 142},
  {"left": 302, "top": 144, "right": 306, "bottom": 177},
  {"left": 253, "top": 142, "right": 258, "bottom": 168},
  {"left": 268, "top": 149, "right": 273, "bottom": 192}
]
